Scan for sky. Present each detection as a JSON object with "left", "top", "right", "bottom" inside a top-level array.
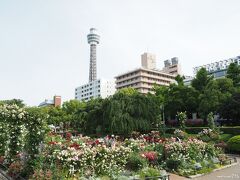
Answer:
[{"left": 0, "top": 0, "right": 240, "bottom": 106}]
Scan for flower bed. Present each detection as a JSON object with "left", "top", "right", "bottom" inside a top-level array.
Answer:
[{"left": 13, "top": 131, "right": 224, "bottom": 179}]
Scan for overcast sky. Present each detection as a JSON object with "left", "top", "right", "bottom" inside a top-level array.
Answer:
[{"left": 0, "top": 0, "right": 240, "bottom": 106}]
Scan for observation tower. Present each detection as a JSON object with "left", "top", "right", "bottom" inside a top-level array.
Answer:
[{"left": 87, "top": 28, "right": 100, "bottom": 82}]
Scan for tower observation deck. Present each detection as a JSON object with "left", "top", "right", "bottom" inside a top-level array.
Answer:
[{"left": 87, "top": 28, "right": 100, "bottom": 82}]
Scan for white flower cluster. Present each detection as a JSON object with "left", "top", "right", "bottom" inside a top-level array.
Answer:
[
  {"left": 198, "top": 129, "right": 213, "bottom": 136},
  {"left": 53, "top": 141, "right": 132, "bottom": 178},
  {"left": 0, "top": 104, "right": 26, "bottom": 121}
]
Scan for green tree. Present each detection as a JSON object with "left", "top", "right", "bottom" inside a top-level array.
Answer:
[
  {"left": 104, "top": 88, "right": 159, "bottom": 134},
  {"left": 191, "top": 68, "right": 213, "bottom": 92},
  {"left": 198, "top": 78, "right": 234, "bottom": 119},
  {"left": 62, "top": 100, "right": 86, "bottom": 131},
  {"left": 226, "top": 62, "right": 240, "bottom": 87},
  {"left": 0, "top": 99, "right": 25, "bottom": 107},
  {"left": 164, "top": 84, "right": 198, "bottom": 119},
  {"left": 175, "top": 75, "right": 185, "bottom": 86},
  {"left": 45, "top": 106, "right": 66, "bottom": 126},
  {"left": 198, "top": 80, "right": 221, "bottom": 119},
  {"left": 219, "top": 91, "right": 240, "bottom": 123},
  {"left": 84, "top": 98, "right": 105, "bottom": 134}
]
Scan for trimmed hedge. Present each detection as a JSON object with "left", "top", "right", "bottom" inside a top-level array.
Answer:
[
  {"left": 220, "top": 127, "right": 240, "bottom": 135},
  {"left": 165, "top": 127, "right": 240, "bottom": 135},
  {"left": 227, "top": 135, "right": 240, "bottom": 152}
]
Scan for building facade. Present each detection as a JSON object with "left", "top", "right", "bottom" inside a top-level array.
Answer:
[
  {"left": 75, "top": 79, "right": 115, "bottom": 101},
  {"left": 193, "top": 56, "right": 240, "bottom": 79},
  {"left": 115, "top": 68, "right": 176, "bottom": 94},
  {"left": 115, "top": 53, "right": 178, "bottom": 94}
]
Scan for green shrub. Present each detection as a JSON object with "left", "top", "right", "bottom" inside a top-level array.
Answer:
[
  {"left": 166, "top": 159, "right": 181, "bottom": 171},
  {"left": 125, "top": 153, "right": 148, "bottom": 172},
  {"left": 207, "top": 112, "right": 215, "bottom": 130},
  {"left": 227, "top": 135, "right": 240, "bottom": 152},
  {"left": 139, "top": 167, "right": 161, "bottom": 179},
  {"left": 154, "top": 144, "right": 164, "bottom": 161},
  {"left": 219, "top": 134, "right": 233, "bottom": 142}
]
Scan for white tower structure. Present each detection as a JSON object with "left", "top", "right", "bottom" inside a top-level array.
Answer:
[{"left": 87, "top": 28, "right": 100, "bottom": 82}]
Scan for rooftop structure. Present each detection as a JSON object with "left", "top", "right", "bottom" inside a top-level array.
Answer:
[
  {"left": 141, "top": 52, "right": 156, "bottom": 70},
  {"left": 193, "top": 56, "right": 240, "bottom": 79},
  {"left": 161, "top": 57, "right": 182, "bottom": 75}
]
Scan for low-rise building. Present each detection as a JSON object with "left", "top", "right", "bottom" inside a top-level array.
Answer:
[
  {"left": 75, "top": 79, "right": 116, "bottom": 101},
  {"left": 39, "top": 96, "right": 61, "bottom": 107}
]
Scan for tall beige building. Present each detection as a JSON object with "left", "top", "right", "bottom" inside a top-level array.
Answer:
[{"left": 115, "top": 53, "right": 178, "bottom": 94}]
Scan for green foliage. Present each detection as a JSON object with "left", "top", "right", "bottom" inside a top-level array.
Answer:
[
  {"left": 166, "top": 159, "right": 181, "bottom": 171},
  {"left": 175, "top": 75, "right": 185, "bottom": 86},
  {"left": 0, "top": 99, "right": 25, "bottom": 108},
  {"left": 198, "top": 81, "right": 220, "bottom": 118},
  {"left": 191, "top": 68, "right": 213, "bottom": 92},
  {"left": 227, "top": 135, "right": 240, "bottom": 152},
  {"left": 126, "top": 153, "right": 148, "bottom": 172},
  {"left": 139, "top": 167, "right": 161, "bottom": 179},
  {"left": 105, "top": 89, "right": 160, "bottom": 134},
  {"left": 0, "top": 104, "right": 27, "bottom": 163},
  {"left": 219, "top": 134, "right": 233, "bottom": 142},
  {"left": 177, "top": 112, "right": 187, "bottom": 130},
  {"left": 0, "top": 121, "right": 8, "bottom": 155},
  {"left": 165, "top": 85, "right": 198, "bottom": 119},
  {"left": 219, "top": 91, "right": 240, "bottom": 121},
  {"left": 226, "top": 62, "right": 240, "bottom": 87},
  {"left": 23, "top": 107, "right": 49, "bottom": 176},
  {"left": 207, "top": 112, "right": 215, "bottom": 129}
]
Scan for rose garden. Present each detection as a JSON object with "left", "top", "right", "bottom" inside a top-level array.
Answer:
[
  {"left": 0, "top": 103, "right": 240, "bottom": 180},
  {"left": 0, "top": 65, "right": 240, "bottom": 179}
]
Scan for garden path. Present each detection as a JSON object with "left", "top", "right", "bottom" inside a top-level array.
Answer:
[
  {"left": 194, "top": 156, "right": 240, "bottom": 180},
  {"left": 170, "top": 156, "right": 240, "bottom": 180},
  {"left": 169, "top": 173, "right": 189, "bottom": 180}
]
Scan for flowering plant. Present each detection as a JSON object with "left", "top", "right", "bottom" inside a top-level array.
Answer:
[
  {"left": 141, "top": 151, "right": 158, "bottom": 162},
  {"left": 174, "top": 129, "right": 187, "bottom": 139},
  {"left": 198, "top": 129, "right": 219, "bottom": 142},
  {"left": 47, "top": 135, "right": 132, "bottom": 178},
  {"left": 0, "top": 104, "right": 27, "bottom": 163},
  {"left": 7, "top": 161, "right": 23, "bottom": 177}
]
